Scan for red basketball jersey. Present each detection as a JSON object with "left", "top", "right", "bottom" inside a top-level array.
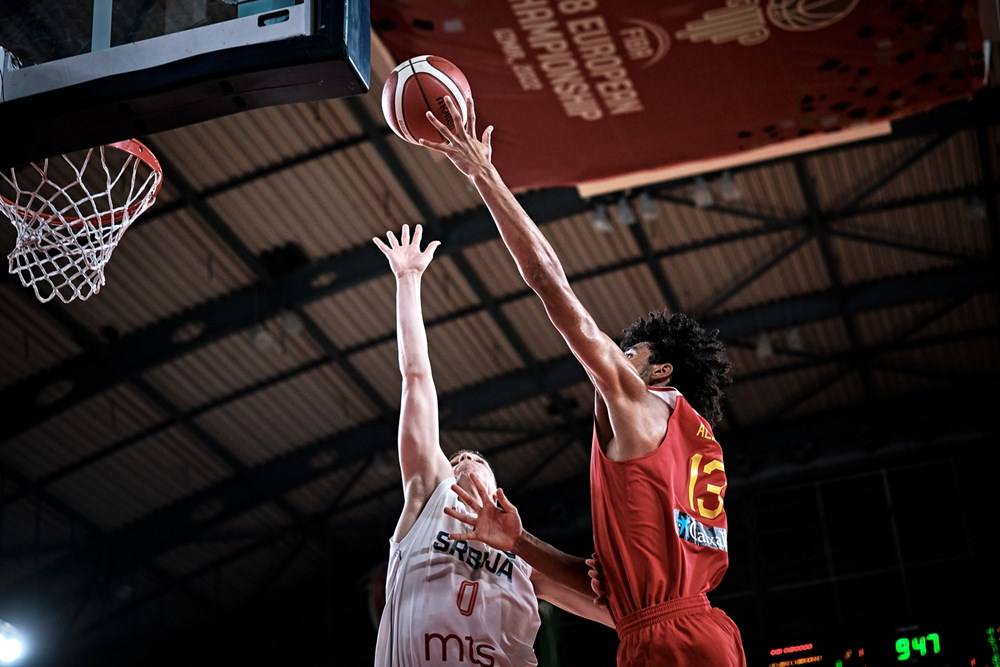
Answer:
[{"left": 590, "top": 387, "right": 730, "bottom": 620}]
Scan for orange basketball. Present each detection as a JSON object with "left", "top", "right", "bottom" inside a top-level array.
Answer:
[{"left": 381, "top": 55, "right": 472, "bottom": 145}]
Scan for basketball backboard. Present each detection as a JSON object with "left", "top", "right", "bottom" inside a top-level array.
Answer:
[{"left": 0, "top": 0, "right": 371, "bottom": 168}]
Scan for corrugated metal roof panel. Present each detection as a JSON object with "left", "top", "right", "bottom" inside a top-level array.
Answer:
[
  {"left": 868, "top": 130, "right": 982, "bottom": 204},
  {"left": 193, "top": 363, "right": 380, "bottom": 466},
  {"left": 808, "top": 136, "right": 926, "bottom": 210},
  {"left": 721, "top": 236, "right": 829, "bottom": 312},
  {"left": 661, "top": 230, "right": 812, "bottom": 312},
  {"left": 217, "top": 503, "right": 290, "bottom": 535},
  {"left": 464, "top": 212, "right": 641, "bottom": 299},
  {"left": 426, "top": 311, "right": 524, "bottom": 393},
  {"left": 303, "top": 256, "right": 480, "bottom": 349},
  {"left": 853, "top": 301, "right": 952, "bottom": 347},
  {"left": 913, "top": 293, "right": 997, "bottom": 340},
  {"left": 643, "top": 200, "right": 762, "bottom": 252},
  {"left": 787, "top": 370, "right": 866, "bottom": 418},
  {"left": 3, "top": 384, "right": 165, "bottom": 479},
  {"left": 207, "top": 143, "right": 420, "bottom": 259},
  {"left": 0, "top": 286, "right": 83, "bottom": 388},
  {"left": 60, "top": 206, "right": 256, "bottom": 334},
  {"left": 153, "top": 101, "right": 361, "bottom": 190},
  {"left": 831, "top": 237, "right": 954, "bottom": 285},
  {"left": 881, "top": 336, "right": 1000, "bottom": 375},
  {"left": 835, "top": 200, "right": 990, "bottom": 256},
  {"left": 573, "top": 265, "right": 668, "bottom": 336},
  {"left": 389, "top": 140, "right": 484, "bottom": 218},
  {"left": 286, "top": 459, "right": 377, "bottom": 515},
  {"left": 502, "top": 296, "right": 568, "bottom": 362},
  {"left": 725, "top": 363, "right": 838, "bottom": 424},
  {"left": 464, "top": 396, "right": 560, "bottom": 432},
  {"left": 50, "top": 425, "right": 231, "bottom": 529},
  {"left": 143, "top": 314, "right": 324, "bottom": 411}
]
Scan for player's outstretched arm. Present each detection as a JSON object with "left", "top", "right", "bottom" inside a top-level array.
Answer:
[
  {"left": 420, "top": 97, "right": 648, "bottom": 410},
  {"left": 444, "top": 475, "right": 602, "bottom": 616},
  {"left": 374, "top": 225, "right": 452, "bottom": 540}
]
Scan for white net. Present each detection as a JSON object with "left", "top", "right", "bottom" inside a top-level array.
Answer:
[{"left": 0, "top": 141, "right": 162, "bottom": 303}]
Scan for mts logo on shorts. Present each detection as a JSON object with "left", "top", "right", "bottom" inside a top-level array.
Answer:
[{"left": 424, "top": 633, "right": 497, "bottom": 666}]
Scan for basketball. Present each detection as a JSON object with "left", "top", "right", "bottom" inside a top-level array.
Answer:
[{"left": 381, "top": 55, "right": 471, "bottom": 145}]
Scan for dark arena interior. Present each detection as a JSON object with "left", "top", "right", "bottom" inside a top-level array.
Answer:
[{"left": 0, "top": 1, "right": 998, "bottom": 665}]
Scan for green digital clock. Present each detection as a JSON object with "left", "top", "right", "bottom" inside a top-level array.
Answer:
[{"left": 895, "top": 633, "right": 941, "bottom": 661}]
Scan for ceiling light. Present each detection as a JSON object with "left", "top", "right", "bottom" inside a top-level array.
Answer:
[
  {"left": 755, "top": 332, "right": 774, "bottom": 360},
  {"left": 0, "top": 620, "right": 26, "bottom": 665},
  {"left": 615, "top": 197, "right": 637, "bottom": 226},
  {"left": 636, "top": 191, "right": 659, "bottom": 222},
  {"left": 692, "top": 177, "right": 715, "bottom": 208},
  {"left": 719, "top": 171, "right": 742, "bottom": 202},
  {"left": 785, "top": 327, "right": 804, "bottom": 352},
  {"left": 589, "top": 204, "right": 613, "bottom": 233}
]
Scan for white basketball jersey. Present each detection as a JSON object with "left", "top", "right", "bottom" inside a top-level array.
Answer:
[{"left": 374, "top": 477, "right": 540, "bottom": 667}]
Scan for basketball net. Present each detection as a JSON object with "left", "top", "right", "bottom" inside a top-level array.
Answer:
[{"left": 0, "top": 140, "right": 163, "bottom": 303}]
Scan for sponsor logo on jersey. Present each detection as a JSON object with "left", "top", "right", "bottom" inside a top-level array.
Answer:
[
  {"left": 432, "top": 531, "right": 517, "bottom": 582},
  {"left": 424, "top": 633, "right": 497, "bottom": 666},
  {"left": 674, "top": 509, "right": 728, "bottom": 552}
]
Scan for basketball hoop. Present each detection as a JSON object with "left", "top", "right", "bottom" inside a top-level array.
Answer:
[{"left": 0, "top": 139, "right": 163, "bottom": 303}]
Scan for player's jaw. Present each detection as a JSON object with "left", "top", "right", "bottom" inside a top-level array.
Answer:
[{"left": 450, "top": 450, "right": 497, "bottom": 501}]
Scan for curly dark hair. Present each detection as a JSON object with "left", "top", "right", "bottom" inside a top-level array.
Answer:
[{"left": 620, "top": 311, "right": 733, "bottom": 426}]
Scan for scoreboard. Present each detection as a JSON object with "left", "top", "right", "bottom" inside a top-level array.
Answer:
[{"left": 765, "top": 623, "right": 1000, "bottom": 666}]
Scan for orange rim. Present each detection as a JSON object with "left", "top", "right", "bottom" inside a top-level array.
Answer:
[{"left": 0, "top": 139, "right": 164, "bottom": 227}]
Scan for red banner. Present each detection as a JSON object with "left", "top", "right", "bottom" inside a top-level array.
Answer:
[{"left": 373, "top": 1, "right": 985, "bottom": 191}]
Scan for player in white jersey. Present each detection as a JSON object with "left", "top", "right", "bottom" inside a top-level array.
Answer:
[{"left": 372, "top": 224, "right": 612, "bottom": 666}]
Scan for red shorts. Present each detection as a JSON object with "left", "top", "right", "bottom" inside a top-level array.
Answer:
[{"left": 615, "top": 595, "right": 746, "bottom": 667}]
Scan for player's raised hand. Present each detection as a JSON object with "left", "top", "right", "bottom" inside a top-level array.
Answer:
[
  {"left": 419, "top": 95, "right": 495, "bottom": 178},
  {"left": 444, "top": 474, "right": 522, "bottom": 551},
  {"left": 372, "top": 224, "right": 441, "bottom": 278}
]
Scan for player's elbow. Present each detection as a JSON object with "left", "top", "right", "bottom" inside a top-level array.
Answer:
[{"left": 523, "top": 258, "right": 566, "bottom": 293}]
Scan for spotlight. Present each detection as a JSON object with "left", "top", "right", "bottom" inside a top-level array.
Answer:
[
  {"left": 692, "top": 176, "right": 715, "bottom": 208},
  {"left": 636, "top": 191, "right": 659, "bottom": 222},
  {"left": 755, "top": 332, "right": 774, "bottom": 360},
  {"left": 589, "top": 204, "right": 613, "bottom": 233},
  {"left": 248, "top": 324, "right": 277, "bottom": 352},
  {"left": 280, "top": 311, "right": 305, "bottom": 337},
  {"left": 615, "top": 197, "right": 637, "bottom": 226},
  {"left": 966, "top": 195, "right": 987, "bottom": 223},
  {"left": 0, "top": 620, "right": 26, "bottom": 665},
  {"left": 718, "top": 171, "right": 742, "bottom": 202},
  {"left": 785, "top": 327, "right": 804, "bottom": 352}
]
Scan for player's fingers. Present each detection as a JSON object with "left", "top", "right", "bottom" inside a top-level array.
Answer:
[
  {"left": 416, "top": 137, "right": 455, "bottom": 155},
  {"left": 471, "top": 474, "right": 491, "bottom": 506},
  {"left": 426, "top": 110, "right": 459, "bottom": 144},
  {"left": 448, "top": 531, "right": 479, "bottom": 542},
  {"left": 412, "top": 224, "right": 423, "bottom": 249},
  {"left": 483, "top": 125, "right": 494, "bottom": 148},
  {"left": 425, "top": 240, "right": 441, "bottom": 259},
  {"left": 465, "top": 95, "right": 476, "bottom": 136},
  {"left": 496, "top": 487, "right": 515, "bottom": 513},
  {"left": 451, "top": 483, "right": 483, "bottom": 512},
  {"left": 386, "top": 230, "right": 399, "bottom": 248},
  {"left": 443, "top": 96, "right": 464, "bottom": 135},
  {"left": 372, "top": 237, "right": 390, "bottom": 255},
  {"left": 401, "top": 223, "right": 410, "bottom": 246},
  {"left": 443, "top": 506, "right": 477, "bottom": 527}
]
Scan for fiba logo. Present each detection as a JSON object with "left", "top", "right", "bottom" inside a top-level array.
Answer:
[{"left": 767, "top": 0, "right": 860, "bottom": 32}]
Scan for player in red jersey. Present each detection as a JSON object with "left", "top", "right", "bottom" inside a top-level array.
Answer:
[{"left": 424, "top": 96, "right": 746, "bottom": 667}]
